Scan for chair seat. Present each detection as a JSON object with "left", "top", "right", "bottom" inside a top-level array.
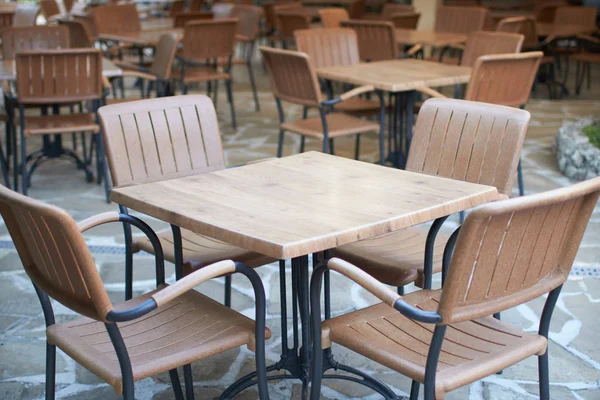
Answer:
[
  {"left": 281, "top": 113, "right": 379, "bottom": 139},
  {"left": 322, "top": 290, "right": 547, "bottom": 399},
  {"left": 335, "top": 224, "right": 448, "bottom": 288},
  {"left": 132, "top": 228, "right": 275, "bottom": 272},
  {"left": 172, "top": 66, "right": 230, "bottom": 83},
  {"left": 334, "top": 97, "right": 381, "bottom": 116},
  {"left": 571, "top": 52, "right": 600, "bottom": 64},
  {"left": 47, "top": 288, "right": 271, "bottom": 395},
  {"left": 21, "top": 113, "right": 99, "bottom": 136}
]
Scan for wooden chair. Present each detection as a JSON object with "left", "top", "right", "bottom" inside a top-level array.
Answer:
[
  {"left": 335, "top": 97, "right": 531, "bottom": 291},
  {"left": 318, "top": 7, "right": 349, "bottom": 28},
  {"left": 362, "top": 3, "right": 414, "bottom": 20},
  {"left": 12, "top": 5, "right": 39, "bottom": 27},
  {"left": 173, "top": 11, "right": 213, "bottom": 27},
  {"left": 269, "top": 2, "right": 303, "bottom": 44},
  {"left": 348, "top": 0, "right": 365, "bottom": 19},
  {"left": 459, "top": 31, "right": 524, "bottom": 67},
  {"left": 0, "top": 26, "right": 70, "bottom": 60},
  {"left": 434, "top": 5, "right": 488, "bottom": 34},
  {"left": 58, "top": 19, "right": 95, "bottom": 48},
  {"left": 340, "top": 20, "right": 398, "bottom": 62},
  {"left": 91, "top": 3, "right": 140, "bottom": 35},
  {"left": 190, "top": 0, "right": 204, "bottom": 12},
  {"left": 110, "top": 32, "right": 182, "bottom": 99},
  {"left": 295, "top": 27, "right": 384, "bottom": 161},
  {"left": 260, "top": 46, "right": 379, "bottom": 157},
  {"left": 553, "top": 5, "right": 597, "bottom": 27},
  {"left": 311, "top": 175, "right": 600, "bottom": 400},
  {"left": 174, "top": 19, "right": 238, "bottom": 128},
  {"left": 390, "top": 12, "right": 421, "bottom": 29},
  {"left": 40, "top": 0, "right": 61, "bottom": 21},
  {"left": 14, "top": 49, "right": 107, "bottom": 196},
  {"left": 98, "top": 95, "right": 275, "bottom": 304},
  {"left": 275, "top": 11, "right": 311, "bottom": 49},
  {"left": 496, "top": 16, "right": 527, "bottom": 33},
  {"left": 0, "top": 184, "right": 269, "bottom": 400},
  {"left": 63, "top": 0, "right": 75, "bottom": 13},
  {"left": 170, "top": 0, "right": 185, "bottom": 16}
]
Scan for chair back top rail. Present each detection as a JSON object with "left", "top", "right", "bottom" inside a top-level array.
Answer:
[
  {"left": 407, "top": 98, "right": 530, "bottom": 197},
  {"left": 1, "top": 25, "right": 70, "bottom": 61},
  {"left": 98, "top": 94, "right": 226, "bottom": 188},
  {"left": 16, "top": 48, "right": 104, "bottom": 104},
  {"left": 495, "top": 16, "right": 527, "bottom": 33},
  {"left": 439, "top": 175, "right": 600, "bottom": 324},
  {"left": 0, "top": 185, "right": 113, "bottom": 321}
]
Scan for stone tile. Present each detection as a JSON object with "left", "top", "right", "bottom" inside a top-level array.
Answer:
[
  {"left": 0, "top": 342, "right": 67, "bottom": 379},
  {"left": 62, "top": 386, "right": 120, "bottom": 400},
  {"left": 0, "top": 252, "right": 24, "bottom": 272},
  {"left": 0, "top": 382, "right": 24, "bottom": 400},
  {"left": 0, "top": 315, "right": 21, "bottom": 332}
]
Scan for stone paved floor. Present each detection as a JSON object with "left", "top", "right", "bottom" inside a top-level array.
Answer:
[{"left": 0, "top": 55, "right": 599, "bottom": 400}]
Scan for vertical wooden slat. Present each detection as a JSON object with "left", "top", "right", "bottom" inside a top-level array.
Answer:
[
  {"left": 148, "top": 109, "right": 178, "bottom": 174},
  {"left": 464, "top": 115, "right": 493, "bottom": 183},
  {"left": 422, "top": 108, "right": 453, "bottom": 174},
  {"left": 133, "top": 111, "right": 163, "bottom": 178},
  {"left": 449, "top": 113, "right": 480, "bottom": 182},
  {"left": 179, "top": 105, "right": 208, "bottom": 169},
  {"left": 478, "top": 117, "right": 508, "bottom": 186},
  {"left": 436, "top": 110, "right": 467, "bottom": 177},
  {"left": 119, "top": 113, "right": 148, "bottom": 180},
  {"left": 164, "top": 107, "right": 193, "bottom": 170}
]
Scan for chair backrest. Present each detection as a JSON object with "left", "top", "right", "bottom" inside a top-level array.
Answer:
[
  {"left": 40, "top": 0, "right": 61, "bottom": 20},
  {"left": 73, "top": 14, "right": 97, "bottom": 40},
  {"left": 465, "top": 51, "right": 543, "bottom": 108},
  {"left": 170, "top": 0, "right": 185, "bottom": 16},
  {"left": 553, "top": 6, "right": 597, "bottom": 27},
  {"left": 98, "top": 95, "right": 226, "bottom": 187},
  {"left": 0, "top": 11, "right": 13, "bottom": 29},
  {"left": 340, "top": 19, "right": 397, "bottom": 61},
  {"left": 1, "top": 26, "right": 70, "bottom": 60},
  {"left": 149, "top": 33, "right": 182, "bottom": 80},
  {"left": 16, "top": 48, "right": 103, "bottom": 104},
  {"left": 182, "top": 18, "right": 237, "bottom": 60},
  {"left": 407, "top": 98, "right": 530, "bottom": 197},
  {"left": 0, "top": 185, "right": 113, "bottom": 321},
  {"left": 520, "top": 16, "right": 538, "bottom": 50},
  {"left": 460, "top": 31, "right": 524, "bottom": 68},
  {"left": 58, "top": 18, "right": 94, "bottom": 48},
  {"left": 173, "top": 11, "right": 213, "bottom": 28},
  {"left": 434, "top": 6, "right": 488, "bottom": 34},
  {"left": 348, "top": 0, "right": 365, "bottom": 19},
  {"left": 390, "top": 12, "right": 421, "bottom": 29},
  {"left": 13, "top": 5, "right": 39, "bottom": 27},
  {"left": 260, "top": 46, "right": 322, "bottom": 107},
  {"left": 381, "top": 4, "right": 414, "bottom": 15},
  {"left": 91, "top": 4, "right": 140, "bottom": 35},
  {"left": 190, "top": 0, "right": 203, "bottom": 12},
  {"left": 496, "top": 16, "right": 527, "bottom": 33},
  {"left": 276, "top": 12, "right": 311, "bottom": 42},
  {"left": 438, "top": 176, "right": 600, "bottom": 324},
  {"left": 63, "top": 0, "right": 76, "bottom": 13},
  {"left": 318, "top": 7, "right": 349, "bottom": 29},
  {"left": 266, "top": 2, "right": 301, "bottom": 30},
  {"left": 295, "top": 28, "right": 360, "bottom": 69},
  {"left": 231, "top": 5, "right": 263, "bottom": 40}
]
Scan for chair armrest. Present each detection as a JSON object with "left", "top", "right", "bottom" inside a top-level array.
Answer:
[
  {"left": 405, "top": 44, "right": 422, "bottom": 57},
  {"left": 417, "top": 87, "right": 447, "bottom": 98},
  {"left": 576, "top": 34, "right": 600, "bottom": 44},
  {"left": 447, "top": 43, "right": 464, "bottom": 51},
  {"left": 121, "top": 70, "right": 157, "bottom": 81},
  {"left": 236, "top": 34, "right": 251, "bottom": 42},
  {"left": 78, "top": 211, "right": 120, "bottom": 232},
  {"left": 321, "top": 85, "right": 375, "bottom": 106},
  {"left": 152, "top": 260, "right": 236, "bottom": 306},
  {"left": 324, "top": 258, "right": 442, "bottom": 323}
]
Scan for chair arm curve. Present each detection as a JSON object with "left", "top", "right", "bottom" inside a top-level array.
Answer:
[
  {"left": 321, "top": 85, "right": 375, "bottom": 106},
  {"left": 417, "top": 87, "right": 447, "bottom": 99}
]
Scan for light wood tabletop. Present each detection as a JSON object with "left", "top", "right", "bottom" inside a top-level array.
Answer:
[
  {"left": 141, "top": 17, "right": 175, "bottom": 31},
  {"left": 111, "top": 152, "right": 498, "bottom": 259},
  {"left": 317, "top": 59, "right": 472, "bottom": 92},
  {"left": 395, "top": 29, "right": 467, "bottom": 47},
  {"left": 0, "top": 58, "right": 123, "bottom": 81},
  {"left": 98, "top": 28, "right": 183, "bottom": 46}
]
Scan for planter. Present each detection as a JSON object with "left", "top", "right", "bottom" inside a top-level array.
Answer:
[{"left": 555, "top": 117, "right": 600, "bottom": 181}]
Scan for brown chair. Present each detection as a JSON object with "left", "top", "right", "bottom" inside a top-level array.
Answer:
[
  {"left": 390, "top": 12, "right": 421, "bottom": 29},
  {"left": 335, "top": 96, "right": 532, "bottom": 290},
  {"left": 260, "top": 46, "right": 379, "bottom": 157},
  {"left": 275, "top": 11, "right": 311, "bottom": 48},
  {"left": 169, "top": 0, "right": 185, "bottom": 16},
  {"left": 496, "top": 16, "right": 527, "bottom": 33},
  {"left": 268, "top": 2, "right": 303, "bottom": 44},
  {"left": 110, "top": 32, "right": 182, "bottom": 99},
  {"left": 553, "top": 5, "right": 597, "bottom": 27},
  {"left": 14, "top": 49, "right": 107, "bottom": 196},
  {"left": 311, "top": 175, "right": 600, "bottom": 400},
  {"left": 190, "top": 0, "right": 204, "bottom": 12},
  {"left": 0, "top": 10, "right": 13, "bottom": 29},
  {"left": 295, "top": 27, "right": 384, "bottom": 161},
  {"left": 174, "top": 19, "right": 238, "bottom": 128},
  {"left": 434, "top": 5, "right": 488, "bottom": 34},
  {"left": 173, "top": 11, "right": 213, "bottom": 27},
  {"left": 40, "top": 0, "right": 61, "bottom": 21},
  {"left": 63, "top": 0, "right": 76, "bottom": 13},
  {"left": 318, "top": 7, "right": 349, "bottom": 28},
  {"left": 91, "top": 3, "right": 140, "bottom": 35},
  {"left": 13, "top": 5, "right": 39, "bottom": 27},
  {"left": 98, "top": 95, "right": 275, "bottom": 304},
  {"left": 348, "top": 0, "right": 365, "bottom": 19},
  {"left": 0, "top": 25, "right": 70, "bottom": 60},
  {"left": 340, "top": 20, "right": 397, "bottom": 61},
  {"left": 58, "top": 18, "right": 95, "bottom": 48},
  {"left": 0, "top": 184, "right": 269, "bottom": 400},
  {"left": 459, "top": 31, "right": 524, "bottom": 67}
]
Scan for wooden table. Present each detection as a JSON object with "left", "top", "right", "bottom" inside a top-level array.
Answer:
[
  {"left": 112, "top": 151, "right": 499, "bottom": 397},
  {"left": 317, "top": 59, "right": 472, "bottom": 167},
  {"left": 141, "top": 17, "right": 175, "bottom": 31},
  {"left": 0, "top": 58, "right": 123, "bottom": 81},
  {"left": 98, "top": 28, "right": 183, "bottom": 46},
  {"left": 395, "top": 29, "right": 467, "bottom": 47}
]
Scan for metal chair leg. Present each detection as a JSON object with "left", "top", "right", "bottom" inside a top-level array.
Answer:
[
  {"left": 224, "top": 275, "right": 232, "bottom": 307},
  {"left": 277, "top": 130, "right": 285, "bottom": 157},
  {"left": 183, "top": 364, "right": 195, "bottom": 400},
  {"left": 354, "top": 134, "right": 360, "bottom": 160},
  {"left": 225, "top": 79, "right": 236, "bottom": 129},
  {"left": 169, "top": 369, "right": 185, "bottom": 400},
  {"left": 119, "top": 205, "right": 134, "bottom": 301},
  {"left": 247, "top": 59, "right": 260, "bottom": 112},
  {"left": 517, "top": 158, "right": 525, "bottom": 196},
  {"left": 300, "top": 136, "right": 305, "bottom": 153},
  {"left": 409, "top": 380, "right": 419, "bottom": 400},
  {"left": 45, "top": 343, "right": 56, "bottom": 400}
]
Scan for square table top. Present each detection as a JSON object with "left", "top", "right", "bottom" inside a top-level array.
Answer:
[
  {"left": 316, "top": 59, "right": 472, "bottom": 93},
  {"left": 111, "top": 152, "right": 499, "bottom": 259},
  {"left": 395, "top": 29, "right": 467, "bottom": 47},
  {"left": 98, "top": 28, "right": 183, "bottom": 46},
  {"left": 0, "top": 58, "right": 123, "bottom": 81}
]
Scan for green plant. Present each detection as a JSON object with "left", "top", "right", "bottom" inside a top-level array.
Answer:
[{"left": 583, "top": 121, "right": 600, "bottom": 150}]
